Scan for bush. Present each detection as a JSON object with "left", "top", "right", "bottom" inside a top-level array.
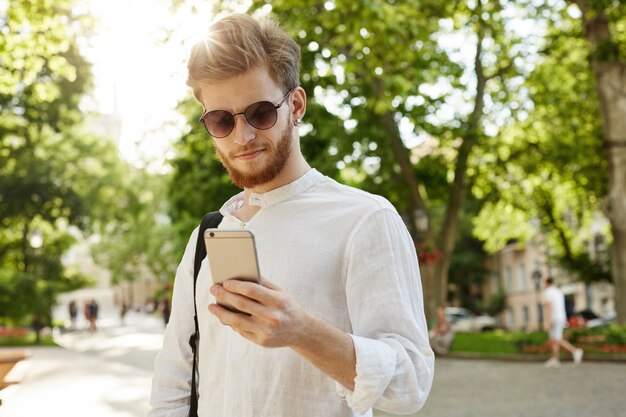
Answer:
[{"left": 568, "top": 325, "right": 626, "bottom": 345}]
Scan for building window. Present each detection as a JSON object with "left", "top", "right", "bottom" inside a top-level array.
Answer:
[
  {"left": 506, "top": 309, "right": 515, "bottom": 329},
  {"left": 518, "top": 262, "right": 527, "bottom": 291},
  {"left": 522, "top": 305, "right": 529, "bottom": 327},
  {"left": 504, "top": 266, "right": 513, "bottom": 293}
]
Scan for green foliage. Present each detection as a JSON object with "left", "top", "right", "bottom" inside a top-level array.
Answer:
[
  {"left": 0, "top": 333, "right": 57, "bottom": 347},
  {"left": 482, "top": 290, "right": 508, "bottom": 317},
  {"left": 472, "top": 2, "right": 611, "bottom": 284},
  {"left": 0, "top": 269, "right": 91, "bottom": 326},
  {"left": 167, "top": 0, "right": 622, "bottom": 313},
  {"left": 93, "top": 169, "right": 178, "bottom": 286},
  {"left": 568, "top": 324, "right": 626, "bottom": 345},
  {"left": 167, "top": 97, "right": 241, "bottom": 249},
  {"left": 0, "top": 0, "right": 128, "bottom": 325},
  {"left": 450, "top": 330, "right": 548, "bottom": 354}
]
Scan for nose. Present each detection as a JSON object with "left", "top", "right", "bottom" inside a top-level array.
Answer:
[{"left": 231, "top": 114, "right": 256, "bottom": 146}]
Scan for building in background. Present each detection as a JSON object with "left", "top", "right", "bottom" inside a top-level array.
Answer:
[{"left": 485, "top": 214, "right": 614, "bottom": 331}]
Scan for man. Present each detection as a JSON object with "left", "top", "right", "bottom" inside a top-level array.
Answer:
[
  {"left": 543, "top": 278, "right": 583, "bottom": 368},
  {"left": 149, "top": 14, "right": 434, "bottom": 417}
]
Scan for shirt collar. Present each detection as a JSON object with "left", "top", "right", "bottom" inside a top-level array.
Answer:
[{"left": 220, "top": 169, "right": 324, "bottom": 215}]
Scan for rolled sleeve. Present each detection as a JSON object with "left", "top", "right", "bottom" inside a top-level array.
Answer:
[
  {"left": 335, "top": 335, "right": 396, "bottom": 415},
  {"left": 340, "top": 208, "right": 435, "bottom": 415}
]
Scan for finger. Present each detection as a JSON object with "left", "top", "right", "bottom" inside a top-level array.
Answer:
[
  {"left": 211, "top": 284, "right": 272, "bottom": 317},
  {"left": 208, "top": 303, "right": 254, "bottom": 333},
  {"left": 222, "top": 279, "right": 282, "bottom": 307}
]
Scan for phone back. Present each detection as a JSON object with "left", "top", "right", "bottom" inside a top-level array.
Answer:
[{"left": 203, "top": 229, "right": 260, "bottom": 285}]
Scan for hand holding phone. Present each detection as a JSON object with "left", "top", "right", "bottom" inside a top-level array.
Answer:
[{"left": 204, "top": 229, "right": 261, "bottom": 312}]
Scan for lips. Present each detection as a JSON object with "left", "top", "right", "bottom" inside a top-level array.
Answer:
[{"left": 234, "top": 148, "right": 265, "bottom": 160}]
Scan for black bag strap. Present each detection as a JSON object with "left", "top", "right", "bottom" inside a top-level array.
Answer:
[{"left": 189, "top": 211, "right": 224, "bottom": 417}]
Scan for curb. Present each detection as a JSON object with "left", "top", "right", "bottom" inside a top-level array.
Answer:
[{"left": 440, "top": 352, "right": 626, "bottom": 363}]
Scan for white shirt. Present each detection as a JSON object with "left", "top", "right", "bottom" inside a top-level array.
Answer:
[
  {"left": 543, "top": 285, "right": 567, "bottom": 322},
  {"left": 149, "top": 169, "right": 434, "bottom": 417}
]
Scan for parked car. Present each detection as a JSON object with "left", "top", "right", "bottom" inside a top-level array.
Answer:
[
  {"left": 573, "top": 309, "right": 615, "bottom": 329},
  {"left": 445, "top": 307, "right": 497, "bottom": 332}
]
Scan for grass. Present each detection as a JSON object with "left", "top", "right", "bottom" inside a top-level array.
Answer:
[
  {"left": 0, "top": 333, "right": 58, "bottom": 347},
  {"left": 450, "top": 326, "right": 626, "bottom": 359},
  {"left": 451, "top": 330, "right": 546, "bottom": 354}
]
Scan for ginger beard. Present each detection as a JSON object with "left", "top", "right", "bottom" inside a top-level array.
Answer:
[{"left": 215, "top": 122, "right": 293, "bottom": 189}]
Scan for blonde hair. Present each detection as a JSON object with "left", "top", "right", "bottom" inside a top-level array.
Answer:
[{"left": 187, "top": 14, "right": 301, "bottom": 101}]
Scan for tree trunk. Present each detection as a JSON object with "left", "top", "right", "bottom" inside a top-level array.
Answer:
[
  {"left": 435, "top": 18, "right": 487, "bottom": 307},
  {"left": 572, "top": 0, "right": 626, "bottom": 325},
  {"left": 380, "top": 109, "right": 439, "bottom": 320},
  {"left": 373, "top": 79, "right": 440, "bottom": 320}
]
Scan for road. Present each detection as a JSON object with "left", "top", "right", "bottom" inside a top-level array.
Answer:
[{"left": 1, "top": 308, "right": 625, "bottom": 417}]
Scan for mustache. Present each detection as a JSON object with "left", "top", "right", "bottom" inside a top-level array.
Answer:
[{"left": 229, "top": 143, "right": 270, "bottom": 158}]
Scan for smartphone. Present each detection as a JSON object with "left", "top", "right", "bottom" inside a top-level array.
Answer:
[{"left": 204, "top": 229, "right": 261, "bottom": 312}]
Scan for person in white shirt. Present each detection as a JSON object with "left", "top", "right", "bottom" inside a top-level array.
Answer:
[
  {"left": 148, "top": 13, "right": 434, "bottom": 417},
  {"left": 542, "top": 278, "right": 583, "bottom": 368}
]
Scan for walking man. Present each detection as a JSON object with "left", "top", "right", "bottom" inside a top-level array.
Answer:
[
  {"left": 149, "top": 13, "right": 434, "bottom": 417},
  {"left": 543, "top": 278, "right": 583, "bottom": 367}
]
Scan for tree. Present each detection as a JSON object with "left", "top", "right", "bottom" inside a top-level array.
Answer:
[
  {"left": 167, "top": 1, "right": 550, "bottom": 320},
  {"left": 0, "top": 0, "right": 124, "bottom": 329},
  {"left": 472, "top": 0, "right": 625, "bottom": 324},
  {"left": 93, "top": 168, "right": 179, "bottom": 296},
  {"left": 567, "top": 0, "right": 626, "bottom": 324},
  {"left": 241, "top": 0, "right": 529, "bottom": 318},
  {"left": 473, "top": 2, "right": 609, "bottom": 285}
]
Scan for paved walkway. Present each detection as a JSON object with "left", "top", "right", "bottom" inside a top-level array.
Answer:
[
  {"left": 1, "top": 311, "right": 625, "bottom": 417},
  {"left": 0, "top": 310, "right": 163, "bottom": 417},
  {"left": 376, "top": 358, "right": 626, "bottom": 417}
]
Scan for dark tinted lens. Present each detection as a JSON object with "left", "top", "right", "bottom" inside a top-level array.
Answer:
[
  {"left": 204, "top": 110, "right": 234, "bottom": 138},
  {"left": 245, "top": 101, "right": 277, "bottom": 130}
]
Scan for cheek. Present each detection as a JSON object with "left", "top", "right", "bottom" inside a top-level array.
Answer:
[{"left": 212, "top": 139, "right": 230, "bottom": 155}]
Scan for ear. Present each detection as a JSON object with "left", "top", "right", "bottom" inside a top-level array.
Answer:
[{"left": 290, "top": 86, "right": 306, "bottom": 124}]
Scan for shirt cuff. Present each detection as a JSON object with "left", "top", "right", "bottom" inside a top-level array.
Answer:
[{"left": 335, "top": 334, "right": 397, "bottom": 415}]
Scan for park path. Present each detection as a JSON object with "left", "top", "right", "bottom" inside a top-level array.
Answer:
[{"left": 2, "top": 309, "right": 625, "bottom": 417}]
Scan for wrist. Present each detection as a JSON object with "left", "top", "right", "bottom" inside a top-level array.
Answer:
[{"left": 289, "top": 310, "right": 319, "bottom": 351}]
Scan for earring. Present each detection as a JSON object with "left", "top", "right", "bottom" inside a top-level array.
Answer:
[{"left": 293, "top": 118, "right": 301, "bottom": 126}]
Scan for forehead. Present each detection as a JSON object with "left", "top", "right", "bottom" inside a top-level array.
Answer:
[{"left": 197, "top": 67, "right": 283, "bottom": 112}]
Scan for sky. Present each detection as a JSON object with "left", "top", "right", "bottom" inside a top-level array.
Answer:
[{"left": 79, "top": 0, "right": 221, "bottom": 169}]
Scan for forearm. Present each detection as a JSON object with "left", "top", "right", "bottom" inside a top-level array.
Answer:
[{"left": 290, "top": 312, "right": 357, "bottom": 390}]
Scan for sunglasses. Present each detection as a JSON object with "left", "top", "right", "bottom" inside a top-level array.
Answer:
[{"left": 199, "top": 88, "right": 294, "bottom": 138}]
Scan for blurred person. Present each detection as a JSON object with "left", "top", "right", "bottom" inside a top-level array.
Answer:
[
  {"left": 83, "top": 300, "right": 91, "bottom": 329},
  {"left": 87, "top": 299, "right": 99, "bottom": 333},
  {"left": 148, "top": 13, "right": 434, "bottom": 417},
  {"left": 429, "top": 305, "right": 453, "bottom": 355},
  {"left": 543, "top": 278, "right": 583, "bottom": 367},
  {"left": 68, "top": 300, "right": 78, "bottom": 330},
  {"left": 120, "top": 301, "right": 128, "bottom": 326}
]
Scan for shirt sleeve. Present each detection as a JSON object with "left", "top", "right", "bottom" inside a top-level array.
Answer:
[
  {"left": 148, "top": 228, "right": 198, "bottom": 417},
  {"left": 335, "top": 208, "right": 435, "bottom": 415}
]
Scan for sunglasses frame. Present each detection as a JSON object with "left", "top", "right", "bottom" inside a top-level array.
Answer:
[{"left": 199, "top": 88, "right": 294, "bottom": 138}]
